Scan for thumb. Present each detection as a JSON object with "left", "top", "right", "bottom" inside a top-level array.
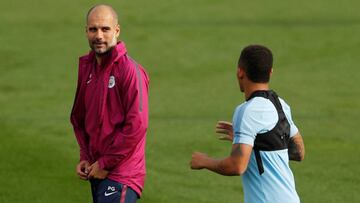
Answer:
[{"left": 85, "top": 164, "right": 92, "bottom": 174}]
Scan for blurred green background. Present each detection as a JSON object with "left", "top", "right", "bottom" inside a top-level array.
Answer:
[{"left": 1, "top": 0, "right": 360, "bottom": 202}]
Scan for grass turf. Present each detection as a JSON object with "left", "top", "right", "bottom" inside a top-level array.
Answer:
[{"left": 0, "top": 0, "right": 360, "bottom": 202}]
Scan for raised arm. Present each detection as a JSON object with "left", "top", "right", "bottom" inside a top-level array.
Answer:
[{"left": 288, "top": 132, "right": 305, "bottom": 161}]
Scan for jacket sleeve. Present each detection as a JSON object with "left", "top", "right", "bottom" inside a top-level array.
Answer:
[
  {"left": 70, "top": 62, "right": 90, "bottom": 162},
  {"left": 98, "top": 61, "right": 149, "bottom": 170}
]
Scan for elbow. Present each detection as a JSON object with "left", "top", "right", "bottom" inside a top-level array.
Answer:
[
  {"left": 229, "top": 157, "right": 248, "bottom": 176},
  {"left": 299, "top": 150, "right": 305, "bottom": 161},
  {"left": 297, "top": 148, "right": 305, "bottom": 162},
  {"left": 236, "top": 169, "right": 246, "bottom": 176},
  {"left": 233, "top": 165, "right": 247, "bottom": 176},
  {"left": 231, "top": 170, "right": 241, "bottom": 176},
  {"left": 291, "top": 151, "right": 305, "bottom": 162},
  {"left": 295, "top": 156, "right": 304, "bottom": 162},
  {"left": 229, "top": 170, "right": 241, "bottom": 176},
  {"left": 239, "top": 167, "right": 247, "bottom": 176},
  {"left": 288, "top": 146, "right": 305, "bottom": 162}
]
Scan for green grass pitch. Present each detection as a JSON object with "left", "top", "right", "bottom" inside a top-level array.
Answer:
[{"left": 0, "top": 0, "right": 360, "bottom": 202}]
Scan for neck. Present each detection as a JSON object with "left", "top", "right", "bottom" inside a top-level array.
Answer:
[
  {"left": 94, "top": 46, "right": 116, "bottom": 66},
  {"left": 244, "top": 82, "right": 269, "bottom": 100},
  {"left": 95, "top": 51, "right": 111, "bottom": 66},
  {"left": 95, "top": 55, "right": 102, "bottom": 65}
]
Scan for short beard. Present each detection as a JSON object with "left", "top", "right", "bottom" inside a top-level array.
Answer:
[{"left": 94, "top": 46, "right": 114, "bottom": 57}]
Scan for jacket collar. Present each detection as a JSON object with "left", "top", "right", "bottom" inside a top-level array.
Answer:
[{"left": 80, "top": 41, "right": 127, "bottom": 65}]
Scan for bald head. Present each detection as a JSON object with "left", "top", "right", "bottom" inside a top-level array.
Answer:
[
  {"left": 86, "top": 4, "right": 118, "bottom": 25},
  {"left": 85, "top": 4, "right": 120, "bottom": 58}
]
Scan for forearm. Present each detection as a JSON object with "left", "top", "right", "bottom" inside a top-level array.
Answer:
[
  {"left": 98, "top": 154, "right": 123, "bottom": 170},
  {"left": 79, "top": 148, "right": 90, "bottom": 161},
  {"left": 288, "top": 145, "right": 304, "bottom": 161},
  {"left": 203, "top": 156, "right": 242, "bottom": 176},
  {"left": 98, "top": 125, "right": 146, "bottom": 170},
  {"left": 72, "top": 127, "right": 90, "bottom": 161},
  {"left": 288, "top": 133, "right": 305, "bottom": 161},
  {"left": 98, "top": 61, "right": 148, "bottom": 170},
  {"left": 191, "top": 144, "right": 251, "bottom": 175}
]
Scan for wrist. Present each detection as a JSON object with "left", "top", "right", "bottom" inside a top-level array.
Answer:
[
  {"left": 202, "top": 156, "right": 216, "bottom": 170},
  {"left": 79, "top": 160, "right": 89, "bottom": 164},
  {"left": 98, "top": 158, "right": 106, "bottom": 170}
]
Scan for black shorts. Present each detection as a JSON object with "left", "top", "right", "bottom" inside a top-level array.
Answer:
[{"left": 90, "top": 179, "right": 138, "bottom": 203}]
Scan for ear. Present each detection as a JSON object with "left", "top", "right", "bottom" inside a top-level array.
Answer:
[
  {"left": 115, "top": 24, "right": 120, "bottom": 38},
  {"left": 237, "top": 67, "right": 244, "bottom": 79},
  {"left": 269, "top": 68, "right": 273, "bottom": 76}
]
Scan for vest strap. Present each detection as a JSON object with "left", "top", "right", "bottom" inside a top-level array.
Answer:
[
  {"left": 248, "top": 90, "right": 290, "bottom": 175},
  {"left": 254, "top": 149, "right": 264, "bottom": 175}
]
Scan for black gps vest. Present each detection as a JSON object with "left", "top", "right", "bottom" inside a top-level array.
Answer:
[{"left": 246, "top": 90, "right": 290, "bottom": 175}]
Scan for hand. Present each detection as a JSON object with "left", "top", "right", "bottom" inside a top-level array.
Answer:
[
  {"left": 76, "top": 160, "right": 90, "bottom": 180},
  {"left": 87, "top": 161, "right": 109, "bottom": 180},
  {"left": 216, "top": 121, "right": 233, "bottom": 141},
  {"left": 190, "top": 152, "right": 209, "bottom": 170}
]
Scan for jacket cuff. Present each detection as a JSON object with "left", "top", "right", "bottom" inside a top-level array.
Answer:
[
  {"left": 98, "top": 158, "right": 107, "bottom": 170},
  {"left": 80, "top": 150, "right": 90, "bottom": 162},
  {"left": 98, "top": 156, "right": 121, "bottom": 170}
]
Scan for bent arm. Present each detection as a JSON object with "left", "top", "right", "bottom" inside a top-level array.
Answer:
[
  {"left": 191, "top": 144, "right": 252, "bottom": 176},
  {"left": 98, "top": 62, "right": 149, "bottom": 170},
  {"left": 70, "top": 64, "right": 90, "bottom": 162},
  {"left": 288, "top": 132, "right": 305, "bottom": 161}
]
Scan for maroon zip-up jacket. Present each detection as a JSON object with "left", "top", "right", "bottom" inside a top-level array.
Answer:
[{"left": 70, "top": 42, "right": 149, "bottom": 196}]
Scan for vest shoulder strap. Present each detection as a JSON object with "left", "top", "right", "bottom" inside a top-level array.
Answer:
[{"left": 247, "top": 90, "right": 290, "bottom": 175}]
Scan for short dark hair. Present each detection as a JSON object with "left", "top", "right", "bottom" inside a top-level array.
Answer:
[{"left": 238, "top": 45, "right": 273, "bottom": 83}]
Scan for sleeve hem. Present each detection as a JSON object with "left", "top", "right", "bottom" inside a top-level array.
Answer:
[{"left": 233, "top": 135, "right": 254, "bottom": 146}]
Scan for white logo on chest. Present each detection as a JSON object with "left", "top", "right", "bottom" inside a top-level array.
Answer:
[
  {"left": 86, "top": 74, "right": 92, "bottom": 84},
  {"left": 108, "top": 76, "right": 115, "bottom": 88}
]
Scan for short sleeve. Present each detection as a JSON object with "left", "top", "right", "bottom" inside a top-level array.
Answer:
[
  {"left": 232, "top": 98, "right": 280, "bottom": 146},
  {"left": 232, "top": 105, "right": 256, "bottom": 146}
]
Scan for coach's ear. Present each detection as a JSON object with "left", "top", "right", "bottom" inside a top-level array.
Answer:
[{"left": 269, "top": 68, "right": 273, "bottom": 76}]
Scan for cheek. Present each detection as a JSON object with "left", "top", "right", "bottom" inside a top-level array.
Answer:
[
  {"left": 106, "top": 33, "right": 117, "bottom": 43},
  {"left": 86, "top": 33, "right": 95, "bottom": 41}
]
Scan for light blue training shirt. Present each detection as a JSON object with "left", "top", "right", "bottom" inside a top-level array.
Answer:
[{"left": 232, "top": 96, "right": 300, "bottom": 203}]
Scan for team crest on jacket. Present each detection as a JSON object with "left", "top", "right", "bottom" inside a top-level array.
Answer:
[{"left": 108, "top": 76, "right": 115, "bottom": 88}]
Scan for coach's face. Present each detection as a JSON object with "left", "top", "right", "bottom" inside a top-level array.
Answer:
[{"left": 86, "top": 8, "right": 120, "bottom": 56}]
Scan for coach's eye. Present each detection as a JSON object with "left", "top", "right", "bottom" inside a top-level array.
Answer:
[{"left": 102, "top": 27, "right": 111, "bottom": 32}]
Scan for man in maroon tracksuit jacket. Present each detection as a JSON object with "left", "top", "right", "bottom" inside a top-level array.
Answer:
[{"left": 70, "top": 4, "right": 149, "bottom": 203}]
